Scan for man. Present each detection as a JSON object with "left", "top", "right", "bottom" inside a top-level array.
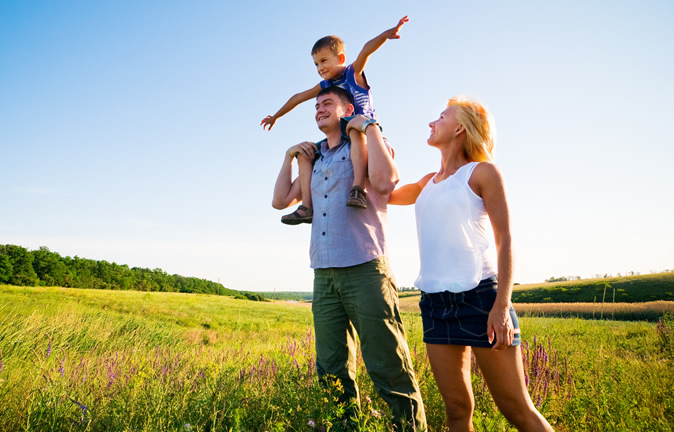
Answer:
[{"left": 272, "top": 86, "right": 426, "bottom": 430}]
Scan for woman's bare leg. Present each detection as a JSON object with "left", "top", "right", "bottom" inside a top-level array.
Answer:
[
  {"left": 473, "top": 346, "right": 554, "bottom": 431},
  {"left": 426, "top": 343, "right": 476, "bottom": 432}
]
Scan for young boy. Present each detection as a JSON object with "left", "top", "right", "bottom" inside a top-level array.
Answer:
[{"left": 261, "top": 16, "right": 409, "bottom": 225}]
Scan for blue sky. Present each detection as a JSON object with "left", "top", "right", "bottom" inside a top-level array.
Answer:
[{"left": 1, "top": 0, "right": 672, "bottom": 292}]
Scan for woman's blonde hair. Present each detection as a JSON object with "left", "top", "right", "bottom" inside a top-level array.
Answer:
[{"left": 448, "top": 96, "right": 496, "bottom": 162}]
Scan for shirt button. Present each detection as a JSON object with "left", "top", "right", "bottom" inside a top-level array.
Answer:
[
  {"left": 322, "top": 232, "right": 326, "bottom": 236},
  {"left": 342, "top": 157, "right": 346, "bottom": 160},
  {"left": 323, "top": 213, "right": 326, "bottom": 217},
  {"left": 324, "top": 177, "right": 328, "bottom": 181},
  {"left": 324, "top": 194, "right": 328, "bottom": 199}
]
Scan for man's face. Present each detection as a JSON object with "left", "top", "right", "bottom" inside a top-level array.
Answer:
[{"left": 315, "top": 93, "right": 348, "bottom": 131}]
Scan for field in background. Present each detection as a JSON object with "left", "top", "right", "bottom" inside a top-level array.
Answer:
[
  {"left": 511, "top": 272, "right": 674, "bottom": 303},
  {"left": 397, "top": 294, "right": 674, "bottom": 322},
  {"left": 394, "top": 272, "right": 674, "bottom": 321},
  {"left": 0, "top": 285, "right": 672, "bottom": 431}
]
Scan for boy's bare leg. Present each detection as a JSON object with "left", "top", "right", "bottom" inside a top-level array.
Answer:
[
  {"left": 349, "top": 129, "right": 368, "bottom": 189},
  {"left": 297, "top": 154, "right": 313, "bottom": 213},
  {"left": 280, "top": 154, "right": 314, "bottom": 225},
  {"left": 346, "top": 129, "right": 368, "bottom": 209}
]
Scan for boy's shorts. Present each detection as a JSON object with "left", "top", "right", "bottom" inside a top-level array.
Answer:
[
  {"left": 340, "top": 115, "right": 383, "bottom": 138},
  {"left": 312, "top": 115, "right": 386, "bottom": 161}
]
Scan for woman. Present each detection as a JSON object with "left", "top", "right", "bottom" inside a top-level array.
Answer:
[{"left": 389, "top": 97, "right": 553, "bottom": 431}]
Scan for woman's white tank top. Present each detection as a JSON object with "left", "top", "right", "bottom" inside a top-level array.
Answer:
[{"left": 414, "top": 162, "right": 496, "bottom": 293}]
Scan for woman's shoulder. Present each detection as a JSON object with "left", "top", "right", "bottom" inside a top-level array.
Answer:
[
  {"left": 469, "top": 162, "right": 504, "bottom": 196},
  {"left": 471, "top": 161, "right": 501, "bottom": 178}
]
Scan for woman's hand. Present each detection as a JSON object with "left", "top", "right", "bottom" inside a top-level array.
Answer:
[{"left": 487, "top": 303, "right": 514, "bottom": 350}]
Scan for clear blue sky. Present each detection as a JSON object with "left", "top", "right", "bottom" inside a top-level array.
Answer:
[{"left": 1, "top": 1, "right": 673, "bottom": 292}]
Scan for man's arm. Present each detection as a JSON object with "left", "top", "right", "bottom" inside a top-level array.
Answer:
[
  {"left": 351, "top": 16, "right": 408, "bottom": 88},
  {"left": 261, "top": 84, "right": 322, "bottom": 131},
  {"left": 347, "top": 116, "right": 399, "bottom": 195},
  {"left": 272, "top": 142, "right": 316, "bottom": 209}
]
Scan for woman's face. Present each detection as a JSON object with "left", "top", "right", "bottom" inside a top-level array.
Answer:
[{"left": 428, "top": 106, "right": 459, "bottom": 147}]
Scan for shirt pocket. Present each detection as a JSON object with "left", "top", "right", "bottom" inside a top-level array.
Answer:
[{"left": 332, "top": 156, "right": 354, "bottom": 180}]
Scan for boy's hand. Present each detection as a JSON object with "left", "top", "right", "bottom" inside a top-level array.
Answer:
[
  {"left": 383, "top": 15, "right": 409, "bottom": 40},
  {"left": 345, "top": 115, "right": 373, "bottom": 135},
  {"left": 261, "top": 115, "right": 277, "bottom": 131},
  {"left": 286, "top": 141, "right": 317, "bottom": 160}
]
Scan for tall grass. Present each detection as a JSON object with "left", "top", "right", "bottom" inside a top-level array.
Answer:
[
  {"left": 398, "top": 294, "right": 674, "bottom": 322},
  {"left": 0, "top": 285, "right": 672, "bottom": 431},
  {"left": 515, "top": 301, "right": 674, "bottom": 321}
]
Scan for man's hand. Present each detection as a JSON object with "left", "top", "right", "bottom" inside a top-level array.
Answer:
[
  {"left": 382, "top": 15, "right": 409, "bottom": 40},
  {"left": 261, "top": 115, "right": 277, "bottom": 131},
  {"left": 287, "top": 141, "right": 317, "bottom": 160}
]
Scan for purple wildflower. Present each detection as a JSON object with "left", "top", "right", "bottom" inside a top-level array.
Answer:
[
  {"left": 308, "top": 419, "right": 316, "bottom": 428},
  {"left": 46, "top": 340, "right": 52, "bottom": 358},
  {"left": 0, "top": 359, "right": 4, "bottom": 375},
  {"left": 70, "top": 398, "right": 88, "bottom": 423}
]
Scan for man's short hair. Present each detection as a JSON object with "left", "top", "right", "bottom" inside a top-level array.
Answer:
[
  {"left": 311, "top": 35, "right": 345, "bottom": 56},
  {"left": 317, "top": 86, "right": 353, "bottom": 107}
]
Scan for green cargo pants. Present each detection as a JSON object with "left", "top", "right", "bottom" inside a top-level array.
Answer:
[{"left": 312, "top": 257, "right": 426, "bottom": 430}]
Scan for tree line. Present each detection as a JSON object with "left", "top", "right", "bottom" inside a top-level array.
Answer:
[{"left": 0, "top": 244, "right": 239, "bottom": 296}]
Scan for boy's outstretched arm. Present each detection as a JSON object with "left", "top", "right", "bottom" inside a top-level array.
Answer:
[
  {"left": 352, "top": 15, "right": 408, "bottom": 86},
  {"left": 261, "top": 84, "right": 322, "bottom": 131}
]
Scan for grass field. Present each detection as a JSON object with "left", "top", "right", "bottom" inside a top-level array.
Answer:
[
  {"left": 397, "top": 293, "right": 674, "bottom": 322},
  {"left": 511, "top": 272, "right": 674, "bottom": 303},
  {"left": 0, "top": 285, "right": 672, "bottom": 431}
]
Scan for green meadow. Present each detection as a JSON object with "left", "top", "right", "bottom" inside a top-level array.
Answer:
[
  {"left": 511, "top": 272, "right": 674, "bottom": 304},
  {"left": 0, "top": 285, "right": 672, "bottom": 431}
]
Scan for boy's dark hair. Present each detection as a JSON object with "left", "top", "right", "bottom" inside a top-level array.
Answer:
[
  {"left": 311, "top": 35, "right": 345, "bottom": 56},
  {"left": 317, "top": 86, "right": 353, "bottom": 107}
]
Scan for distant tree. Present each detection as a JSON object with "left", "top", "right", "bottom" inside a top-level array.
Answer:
[
  {"left": 0, "top": 253, "right": 13, "bottom": 283},
  {"left": 546, "top": 276, "right": 569, "bottom": 283},
  {"left": 4, "top": 245, "right": 39, "bottom": 286},
  {"left": 2, "top": 244, "right": 236, "bottom": 296},
  {"left": 32, "top": 246, "right": 67, "bottom": 286}
]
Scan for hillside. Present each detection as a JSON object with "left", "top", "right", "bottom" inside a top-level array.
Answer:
[
  {"left": 512, "top": 272, "right": 674, "bottom": 303},
  {"left": 0, "top": 244, "right": 247, "bottom": 298}
]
